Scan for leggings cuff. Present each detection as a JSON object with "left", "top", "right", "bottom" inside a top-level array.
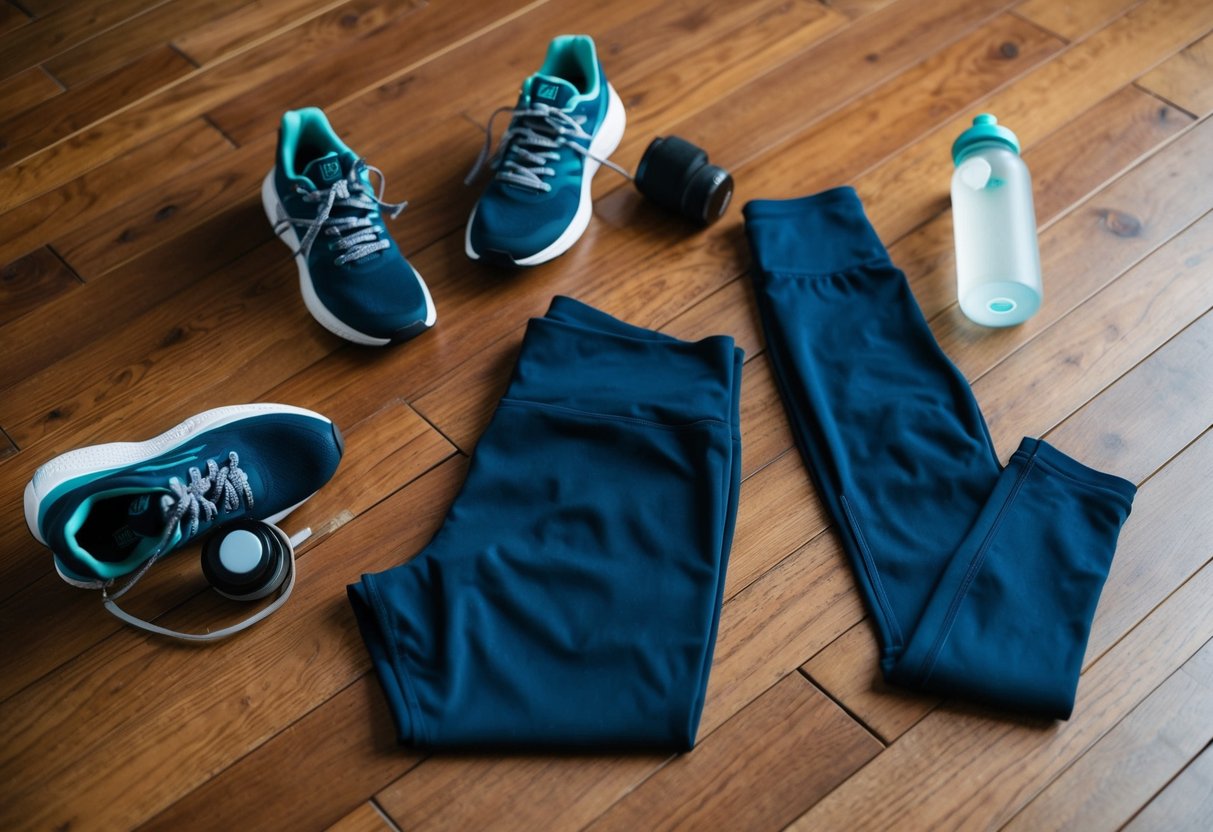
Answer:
[{"left": 1016, "top": 438, "right": 1137, "bottom": 505}]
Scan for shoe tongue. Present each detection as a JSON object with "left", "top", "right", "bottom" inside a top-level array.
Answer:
[
  {"left": 300, "top": 150, "right": 357, "bottom": 189},
  {"left": 525, "top": 74, "right": 580, "bottom": 110}
]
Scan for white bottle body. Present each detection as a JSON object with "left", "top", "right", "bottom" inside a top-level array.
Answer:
[{"left": 951, "top": 144, "right": 1042, "bottom": 327}]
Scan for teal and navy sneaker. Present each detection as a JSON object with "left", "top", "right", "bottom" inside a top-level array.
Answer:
[
  {"left": 24, "top": 404, "right": 344, "bottom": 588},
  {"left": 263, "top": 108, "right": 436, "bottom": 346},
  {"left": 465, "top": 34, "right": 627, "bottom": 267}
]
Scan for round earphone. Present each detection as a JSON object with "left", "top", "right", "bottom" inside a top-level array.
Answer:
[{"left": 102, "top": 520, "right": 308, "bottom": 643}]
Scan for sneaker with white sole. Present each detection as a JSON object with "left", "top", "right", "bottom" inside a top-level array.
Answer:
[
  {"left": 264, "top": 108, "right": 436, "bottom": 345},
  {"left": 24, "top": 404, "right": 344, "bottom": 588},
  {"left": 465, "top": 34, "right": 627, "bottom": 267}
]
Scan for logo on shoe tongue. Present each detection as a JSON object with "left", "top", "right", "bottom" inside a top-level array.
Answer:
[
  {"left": 129, "top": 494, "right": 151, "bottom": 515},
  {"left": 319, "top": 159, "right": 341, "bottom": 181},
  {"left": 536, "top": 83, "right": 561, "bottom": 101}
]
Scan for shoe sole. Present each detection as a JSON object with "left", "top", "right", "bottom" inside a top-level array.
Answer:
[
  {"left": 465, "top": 82, "right": 627, "bottom": 267},
  {"left": 25, "top": 404, "right": 336, "bottom": 585},
  {"left": 261, "top": 171, "right": 438, "bottom": 346}
]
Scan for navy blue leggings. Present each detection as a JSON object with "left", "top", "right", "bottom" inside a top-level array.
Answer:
[
  {"left": 745, "top": 188, "right": 1136, "bottom": 718},
  {"left": 349, "top": 296, "right": 743, "bottom": 750}
]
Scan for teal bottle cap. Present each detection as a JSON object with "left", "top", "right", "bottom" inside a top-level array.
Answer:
[{"left": 952, "top": 113, "right": 1021, "bottom": 163}]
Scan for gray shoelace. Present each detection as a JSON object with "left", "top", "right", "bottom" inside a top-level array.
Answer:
[
  {"left": 465, "top": 102, "right": 630, "bottom": 191},
  {"left": 276, "top": 160, "right": 406, "bottom": 264},
  {"left": 105, "top": 452, "right": 253, "bottom": 601}
]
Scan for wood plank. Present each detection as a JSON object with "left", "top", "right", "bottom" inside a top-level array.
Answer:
[
  {"left": 173, "top": 0, "right": 351, "bottom": 65},
  {"left": 0, "top": 247, "right": 79, "bottom": 327},
  {"left": 1123, "top": 743, "right": 1213, "bottom": 832},
  {"left": 1028, "top": 86, "right": 1191, "bottom": 224},
  {"left": 1004, "top": 638, "right": 1213, "bottom": 832},
  {"left": 1014, "top": 0, "right": 1140, "bottom": 41},
  {"left": 0, "top": 1, "right": 30, "bottom": 36},
  {"left": 858, "top": 0, "right": 1213, "bottom": 247},
  {"left": 0, "top": 118, "right": 231, "bottom": 270},
  {"left": 375, "top": 754, "right": 664, "bottom": 832},
  {"left": 0, "top": 45, "right": 194, "bottom": 167},
  {"left": 0, "top": 456, "right": 467, "bottom": 832},
  {"left": 0, "top": 0, "right": 166, "bottom": 81},
  {"left": 0, "top": 400, "right": 455, "bottom": 703},
  {"left": 326, "top": 802, "right": 395, "bottom": 832},
  {"left": 42, "top": 0, "right": 242, "bottom": 87},
  {"left": 0, "top": 0, "right": 484, "bottom": 211},
  {"left": 0, "top": 428, "right": 14, "bottom": 461},
  {"left": 976, "top": 209, "right": 1213, "bottom": 454},
  {"left": 0, "top": 65, "right": 61, "bottom": 124},
  {"left": 1138, "top": 30, "right": 1213, "bottom": 117},
  {"left": 1047, "top": 311, "right": 1213, "bottom": 484},
  {"left": 726, "top": 451, "right": 825, "bottom": 598},
  {"left": 139, "top": 675, "right": 423, "bottom": 831},
  {"left": 803, "top": 621, "right": 939, "bottom": 742},
  {"left": 788, "top": 546, "right": 1213, "bottom": 830},
  {"left": 578, "top": 674, "right": 882, "bottom": 832}
]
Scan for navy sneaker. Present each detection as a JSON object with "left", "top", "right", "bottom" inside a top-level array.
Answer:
[
  {"left": 263, "top": 108, "right": 436, "bottom": 345},
  {"left": 465, "top": 34, "right": 627, "bottom": 267},
  {"left": 24, "top": 404, "right": 344, "bottom": 588}
]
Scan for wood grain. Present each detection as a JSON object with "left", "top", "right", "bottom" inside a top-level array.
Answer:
[
  {"left": 0, "top": 0, "right": 166, "bottom": 81},
  {"left": 140, "top": 675, "right": 424, "bottom": 832},
  {"left": 582, "top": 674, "right": 883, "bottom": 832},
  {"left": 42, "top": 0, "right": 240, "bottom": 86},
  {"left": 0, "top": 65, "right": 60, "bottom": 124},
  {"left": 0, "top": 246, "right": 79, "bottom": 327},
  {"left": 324, "top": 802, "right": 395, "bottom": 832},
  {"left": 1004, "top": 638, "right": 1213, "bottom": 831},
  {"left": 0, "top": 44, "right": 194, "bottom": 167},
  {"left": 1138, "top": 30, "right": 1213, "bottom": 117},
  {"left": 1014, "top": 0, "right": 1140, "bottom": 41},
  {"left": 1123, "top": 743, "right": 1213, "bottom": 832}
]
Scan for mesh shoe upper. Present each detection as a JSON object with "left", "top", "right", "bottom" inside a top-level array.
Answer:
[{"left": 468, "top": 36, "right": 613, "bottom": 261}]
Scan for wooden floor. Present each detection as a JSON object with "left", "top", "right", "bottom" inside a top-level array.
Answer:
[{"left": 1, "top": 0, "right": 1211, "bottom": 829}]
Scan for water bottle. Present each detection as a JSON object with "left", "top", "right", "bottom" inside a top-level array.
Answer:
[{"left": 950, "top": 114, "right": 1042, "bottom": 327}]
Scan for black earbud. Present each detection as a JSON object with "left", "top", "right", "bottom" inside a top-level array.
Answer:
[
  {"left": 635, "top": 136, "right": 734, "bottom": 226},
  {"left": 201, "top": 520, "right": 291, "bottom": 601}
]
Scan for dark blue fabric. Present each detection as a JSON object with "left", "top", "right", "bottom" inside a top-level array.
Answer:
[
  {"left": 744, "top": 187, "right": 1136, "bottom": 719},
  {"left": 349, "top": 296, "right": 743, "bottom": 749}
]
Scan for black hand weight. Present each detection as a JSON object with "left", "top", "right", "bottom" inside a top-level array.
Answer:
[{"left": 634, "top": 135, "right": 734, "bottom": 226}]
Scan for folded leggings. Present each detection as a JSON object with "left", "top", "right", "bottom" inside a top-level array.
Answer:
[
  {"left": 744, "top": 187, "right": 1135, "bottom": 718},
  {"left": 349, "top": 296, "right": 743, "bottom": 749}
]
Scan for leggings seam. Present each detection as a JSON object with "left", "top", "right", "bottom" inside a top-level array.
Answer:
[
  {"left": 840, "top": 494, "right": 904, "bottom": 648},
  {"left": 497, "top": 398, "right": 734, "bottom": 433},
  {"left": 917, "top": 458, "right": 1036, "bottom": 683}
]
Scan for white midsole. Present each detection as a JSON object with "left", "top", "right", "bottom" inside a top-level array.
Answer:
[
  {"left": 261, "top": 170, "right": 437, "bottom": 346},
  {"left": 465, "top": 82, "right": 627, "bottom": 265},
  {"left": 25, "top": 403, "right": 330, "bottom": 546}
]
